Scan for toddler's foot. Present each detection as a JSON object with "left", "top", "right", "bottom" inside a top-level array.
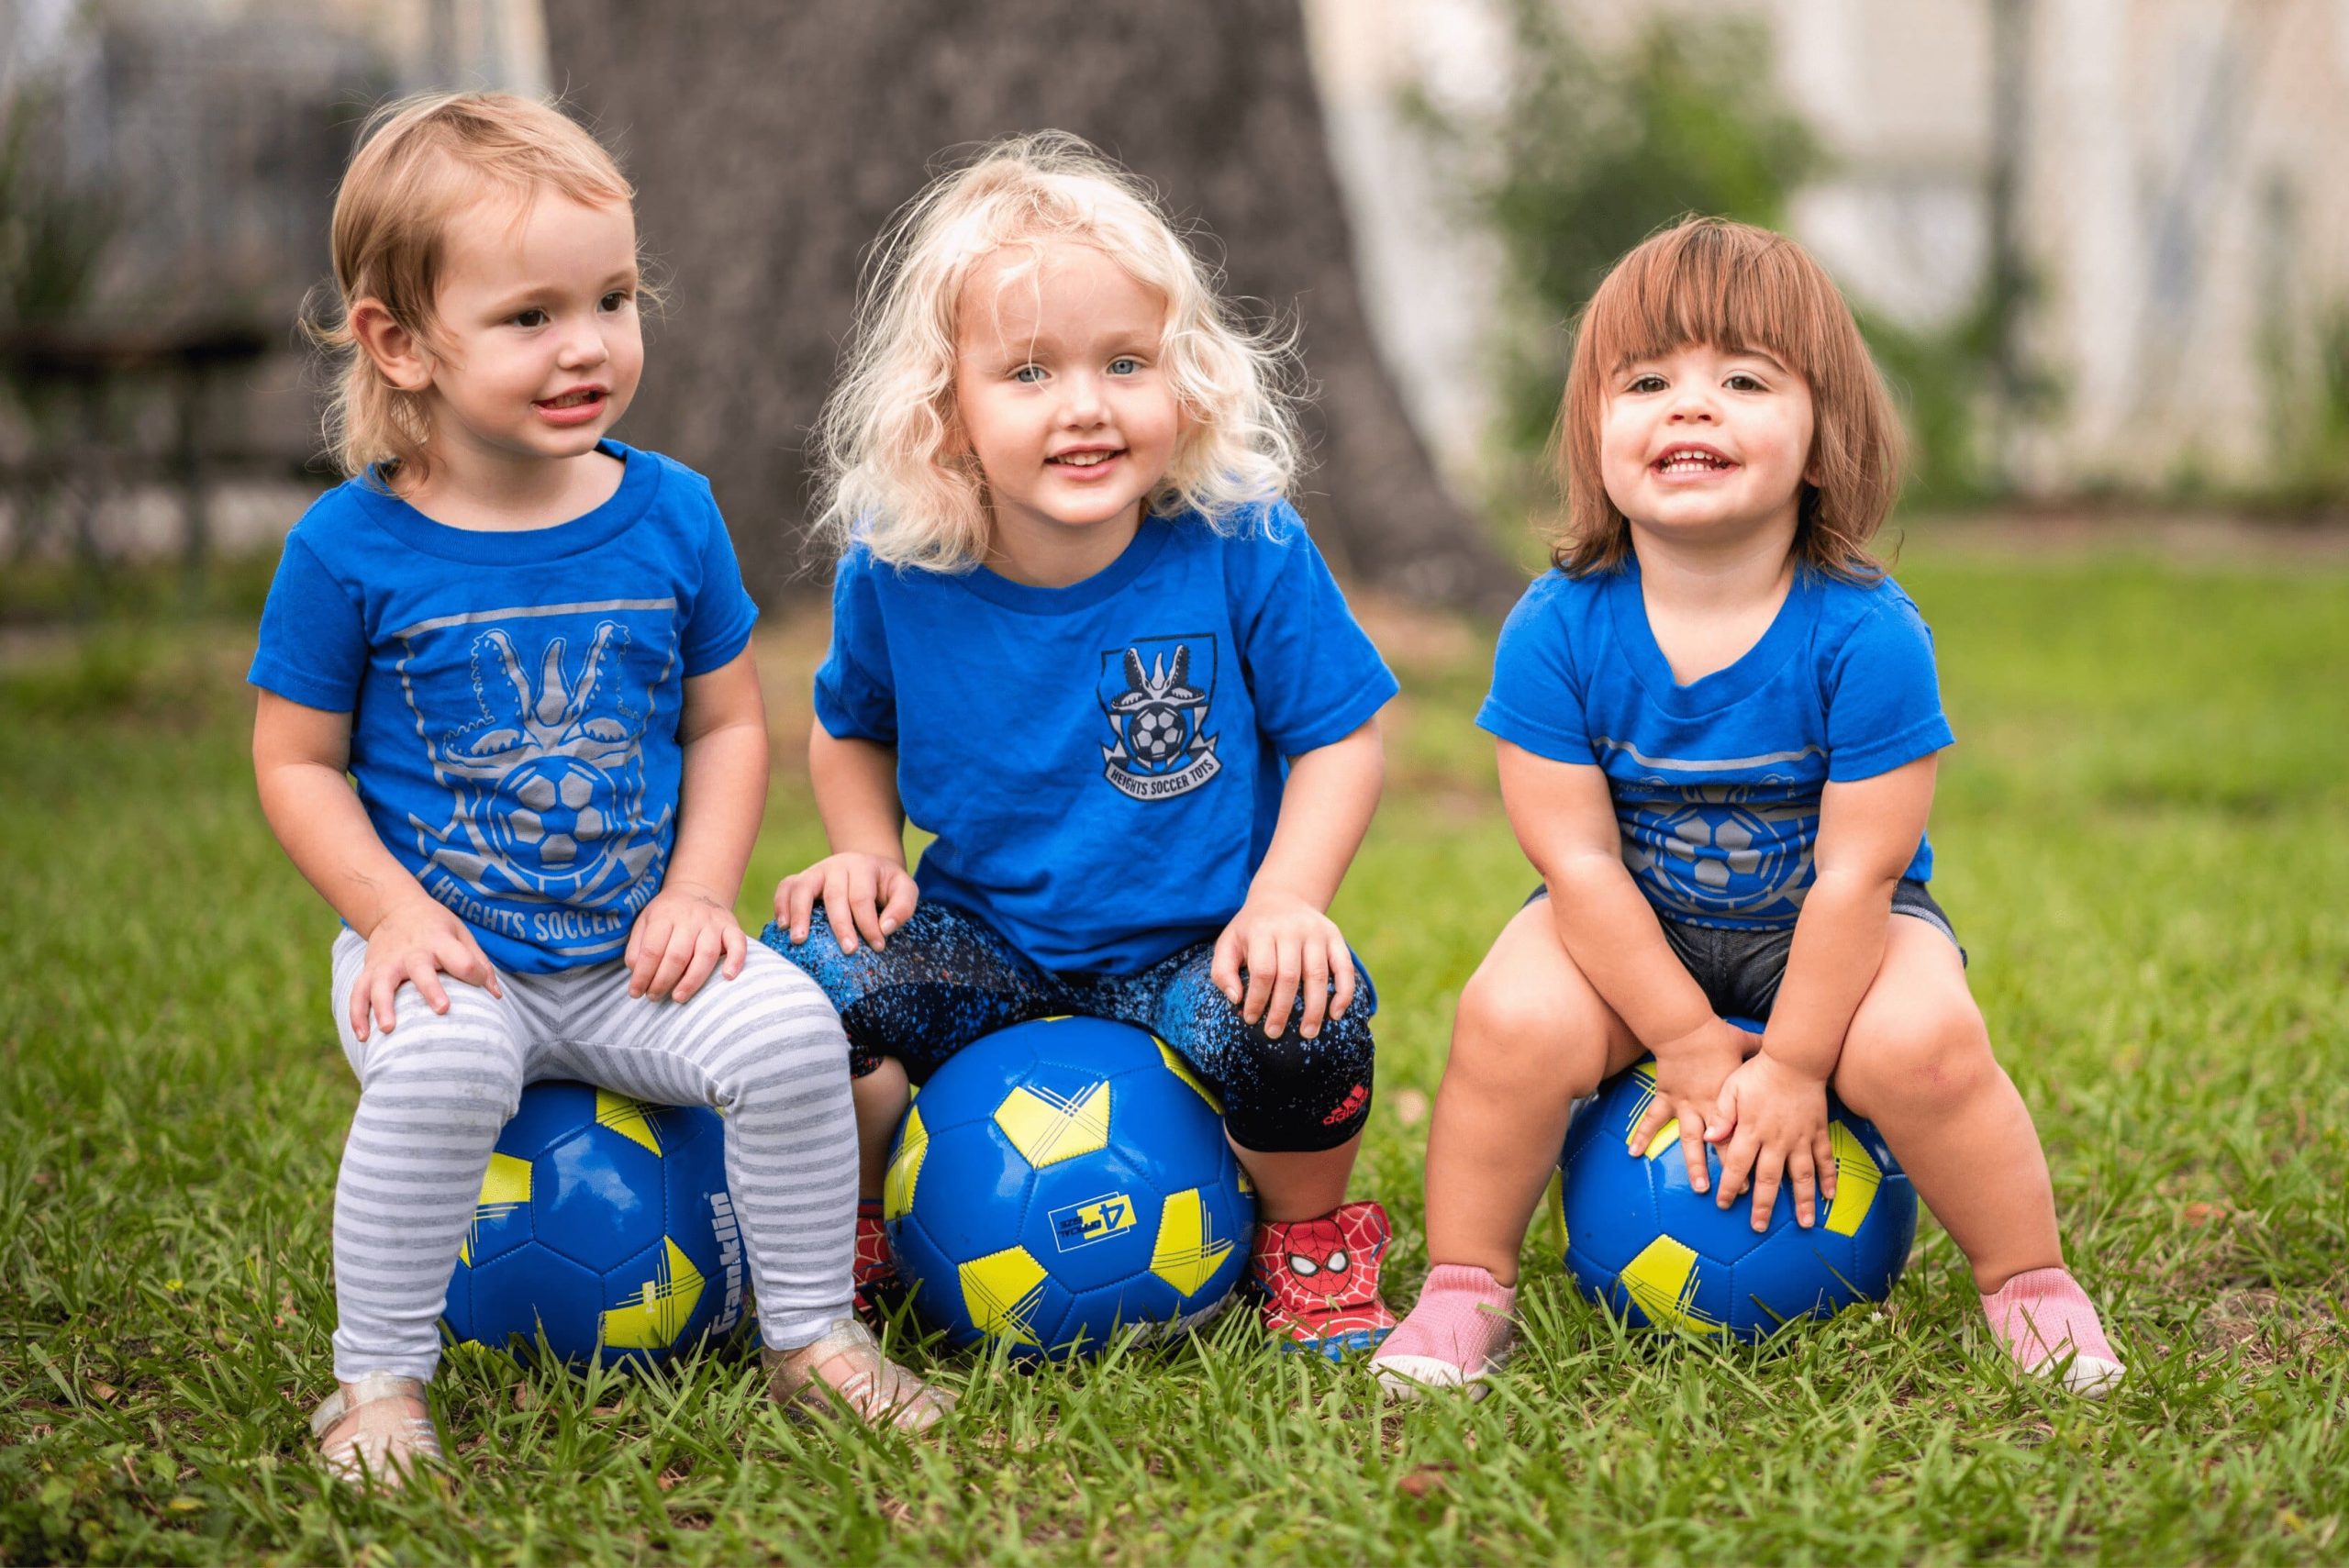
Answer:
[
  {"left": 311, "top": 1372, "right": 443, "bottom": 1491},
  {"left": 854, "top": 1200, "right": 904, "bottom": 1320},
  {"left": 1371, "top": 1264, "right": 1518, "bottom": 1402},
  {"left": 1250, "top": 1200, "right": 1398, "bottom": 1360},
  {"left": 764, "top": 1318, "right": 956, "bottom": 1433},
  {"left": 1982, "top": 1266, "right": 2125, "bottom": 1397}
]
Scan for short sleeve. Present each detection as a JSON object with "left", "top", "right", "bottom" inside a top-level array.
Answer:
[
  {"left": 677, "top": 488, "right": 760, "bottom": 675},
  {"left": 811, "top": 550, "right": 898, "bottom": 744},
  {"left": 248, "top": 533, "right": 366, "bottom": 711},
  {"left": 1233, "top": 505, "right": 1397, "bottom": 754},
  {"left": 1475, "top": 573, "right": 1594, "bottom": 762},
  {"left": 1823, "top": 592, "right": 1954, "bottom": 781}
]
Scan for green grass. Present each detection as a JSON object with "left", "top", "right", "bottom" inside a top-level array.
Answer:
[{"left": 4, "top": 535, "right": 2347, "bottom": 1564}]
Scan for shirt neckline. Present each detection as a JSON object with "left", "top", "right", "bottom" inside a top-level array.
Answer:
[
  {"left": 1607, "top": 553, "right": 1821, "bottom": 715},
  {"left": 350, "top": 440, "right": 659, "bottom": 563},
  {"left": 954, "top": 515, "right": 1175, "bottom": 613}
]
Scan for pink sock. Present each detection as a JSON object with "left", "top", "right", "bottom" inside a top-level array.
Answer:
[
  {"left": 1981, "top": 1267, "right": 2123, "bottom": 1391},
  {"left": 1375, "top": 1264, "right": 1518, "bottom": 1373}
]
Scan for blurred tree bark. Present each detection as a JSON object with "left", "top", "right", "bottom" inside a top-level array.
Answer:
[{"left": 547, "top": 0, "right": 1514, "bottom": 609}]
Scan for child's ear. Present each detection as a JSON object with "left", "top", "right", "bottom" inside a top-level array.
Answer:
[{"left": 349, "top": 298, "right": 435, "bottom": 394}]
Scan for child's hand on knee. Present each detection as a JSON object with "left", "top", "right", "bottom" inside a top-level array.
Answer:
[
  {"left": 1633, "top": 1018, "right": 1750, "bottom": 1195},
  {"left": 1212, "top": 892, "right": 1356, "bottom": 1041},
  {"left": 1707, "top": 1052, "right": 1837, "bottom": 1230},
  {"left": 352, "top": 894, "right": 503, "bottom": 1040},
  {"left": 627, "top": 884, "right": 747, "bottom": 1002},
  {"left": 774, "top": 852, "right": 918, "bottom": 956}
]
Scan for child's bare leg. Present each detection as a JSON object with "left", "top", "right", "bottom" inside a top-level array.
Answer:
[
  {"left": 1423, "top": 900, "right": 1644, "bottom": 1284},
  {"left": 1233, "top": 1133, "right": 1357, "bottom": 1221},
  {"left": 1833, "top": 916, "right": 2121, "bottom": 1392},
  {"left": 1831, "top": 917, "right": 2060, "bottom": 1290},
  {"left": 852, "top": 1056, "right": 911, "bottom": 1201},
  {"left": 1375, "top": 900, "right": 1642, "bottom": 1395}
]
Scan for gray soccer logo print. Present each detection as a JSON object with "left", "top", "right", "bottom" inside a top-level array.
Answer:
[
  {"left": 1099, "top": 637, "right": 1221, "bottom": 800},
  {"left": 402, "top": 614, "right": 668, "bottom": 914}
]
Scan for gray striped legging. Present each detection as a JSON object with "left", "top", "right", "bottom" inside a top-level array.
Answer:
[{"left": 327, "top": 931, "right": 857, "bottom": 1381}]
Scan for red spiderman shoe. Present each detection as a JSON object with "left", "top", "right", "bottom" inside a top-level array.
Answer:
[
  {"left": 1250, "top": 1200, "right": 1398, "bottom": 1359},
  {"left": 853, "top": 1200, "right": 904, "bottom": 1320}
]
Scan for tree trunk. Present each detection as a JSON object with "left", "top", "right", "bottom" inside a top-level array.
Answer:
[{"left": 547, "top": 0, "right": 1513, "bottom": 609}]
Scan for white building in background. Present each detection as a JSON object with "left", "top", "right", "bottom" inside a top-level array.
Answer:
[{"left": 1306, "top": 0, "right": 2349, "bottom": 498}]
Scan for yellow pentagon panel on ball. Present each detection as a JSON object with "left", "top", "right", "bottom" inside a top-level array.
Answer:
[
  {"left": 1148, "top": 1188, "right": 1237, "bottom": 1296},
  {"left": 460, "top": 1151, "right": 533, "bottom": 1266},
  {"left": 958, "top": 1245, "right": 1050, "bottom": 1348},
  {"left": 1152, "top": 1038, "right": 1223, "bottom": 1115},
  {"left": 599, "top": 1237, "right": 707, "bottom": 1350},
  {"left": 593, "top": 1089, "right": 664, "bottom": 1156},
  {"left": 1620, "top": 1235, "right": 1728, "bottom": 1336},
  {"left": 884, "top": 1104, "right": 929, "bottom": 1222},
  {"left": 1823, "top": 1121, "right": 1885, "bottom": 1237},
  {"left": 993, "top": 1081, "right": 1111, "bottom": 1167}
]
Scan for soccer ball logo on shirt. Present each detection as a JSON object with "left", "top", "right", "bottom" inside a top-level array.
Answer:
[
  {"left": 394, "top": 605, "right": 671, "bottom": 951},
  {"left": 1098, "top": 635, "right": 1221, "bottom": 800}
]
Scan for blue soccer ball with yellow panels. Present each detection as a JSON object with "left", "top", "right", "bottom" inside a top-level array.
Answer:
[
  {"left": 884, "top": 1017, "right": 1254, "bottom": 1361},
  {"left": 440, "top": 1081, "right": 751, "bottom": 1367},
  {"left": 1559, "top": 1034, "right": 1918, "bottom": 1343}
]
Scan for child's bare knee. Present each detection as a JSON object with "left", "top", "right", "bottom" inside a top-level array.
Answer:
[
  {"left": 1453, "top": 969, "right": 1609, "bottom": 1095},
  {"left": 1836, "top": 997, "right": 1991, "bottom": 1116}
]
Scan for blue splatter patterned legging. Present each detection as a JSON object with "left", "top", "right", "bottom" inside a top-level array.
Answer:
[{"left": 761, "top": 900, "right": 1375, "bottom": 1151}]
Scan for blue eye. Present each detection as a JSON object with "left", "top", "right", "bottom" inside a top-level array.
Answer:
[
  {"left": 1013, "top": 365, "right": 1046, "bottom": 384},
  {"left": 1108, "top": 357, "right": 1139, "bottom": 375}
]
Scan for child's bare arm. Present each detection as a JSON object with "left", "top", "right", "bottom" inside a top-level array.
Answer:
[
  {"left": 1212, "top": 716, "right": 1383, "bottom": 1040},
  {"left": 1765, "top": 754, "right": 1939, "bottom": 1077},
  {"left": 774, "top": 719, "right": 916, "bottom": 955},
  {"left": 253, "top": 690, "right": 502, "bottom": 1040},
  {"left": 626, "top": 646, "right": 769, "bottom": 1003},
  {"left": 1496, "top": 740, "right": 1750, "bottom": 1195}
]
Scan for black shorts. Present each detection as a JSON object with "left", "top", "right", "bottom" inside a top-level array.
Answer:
[{"left": 1525, "top": 878, "right": 1962, "bottom": 1023}]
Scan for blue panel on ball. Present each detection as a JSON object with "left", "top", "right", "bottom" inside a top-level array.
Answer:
[
  {"left": 463, "top": 1246, "right": 605, "bottom": 1361},
  {"left": 537, "top": 1124, "right": 665, "bottom": 1274},
  {"left": 1062, "top": 1276, "right": 1181, "bottom": 1355},
  {"left": 495, "top": 1080, "right": 598, "bottom": 1161},
  {"left": 907, "top": 1118, "right": 1037, "bottom": 1262},
  {"left": 1016, "top": 1015, "right": 1151, "bottom": 1077},
  {"left": 1731, "top": 1220, "right": 1864, "bottom": 1335}
]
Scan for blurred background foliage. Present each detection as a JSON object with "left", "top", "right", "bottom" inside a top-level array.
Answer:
[
  {"left": 1, "top": 0, "right": 2345, "bottom": 622},
  {"left": 1407, "top": 0, "right": 2014, "bottom": 511}
]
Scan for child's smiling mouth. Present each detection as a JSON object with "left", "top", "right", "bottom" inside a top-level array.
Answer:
[
  {"left": 1652, "top": 442, "right": 1737, "bottom": 477},
  {"left": 1048, "top": 446, "right": 1124, "bottom": 472},
  {"left": 534, "top": 386, "right": 608, "bottom": 425}
]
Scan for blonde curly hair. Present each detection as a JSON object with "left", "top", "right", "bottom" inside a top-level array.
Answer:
[{"left": 811, "top": 131, "right": 1304, "bottom": 572}]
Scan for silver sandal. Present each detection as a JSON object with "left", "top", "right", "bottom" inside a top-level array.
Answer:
[
  {"left": 311, "top": 1372, "right": 444, "bottom": 1489},
  {"left": 764, "top": 1318, "right": 956, "bottom": 1433}
]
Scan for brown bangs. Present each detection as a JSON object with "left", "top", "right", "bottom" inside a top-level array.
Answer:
[{"left": 1551, "top": 217, "right": 1903, "bottom": 579}]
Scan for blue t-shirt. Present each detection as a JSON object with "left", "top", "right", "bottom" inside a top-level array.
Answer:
[
  {"left": 248, "top": 441, "right": 760, "bottom": 973},
  {"left": 817, "top": 502, "right": 1397, "bottom": 973},
  {"left": 1476, "top": 559, "right": 1954, "bottom": 930}
]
